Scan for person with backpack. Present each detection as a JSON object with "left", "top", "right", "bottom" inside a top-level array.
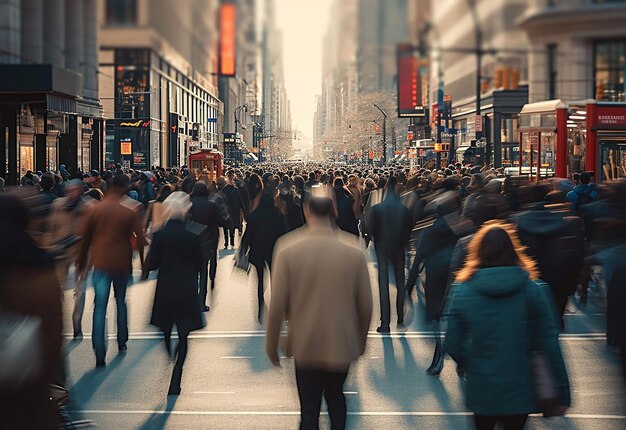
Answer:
[{"left": 566, "top": 172, "right": 598, "bottom": 210}]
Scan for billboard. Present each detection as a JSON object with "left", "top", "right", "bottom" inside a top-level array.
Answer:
[
  {"left": 219, "top": 3, "right": 237, "bottom": 77},
  {"left": 397, "top": 44, "right": 427, "bottom": 118}
]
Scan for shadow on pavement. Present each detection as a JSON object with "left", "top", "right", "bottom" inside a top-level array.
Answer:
[{"left": 137, "top": 395, "right": 178, "bottom": 430}]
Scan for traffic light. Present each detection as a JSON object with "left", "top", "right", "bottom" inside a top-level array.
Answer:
[{"left": 434, "top": 143, "right": 442, "bottom": 152}]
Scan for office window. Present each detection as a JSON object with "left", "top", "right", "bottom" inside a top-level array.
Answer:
[
  {"left": 594, "top": 40, "right": 626, "bottom": 102},
  {"left": 547, "top": 44, "right": 558, "bottom": 100},
  {"left": 106, "top": 0, "right": 137, "bottom": 25}
]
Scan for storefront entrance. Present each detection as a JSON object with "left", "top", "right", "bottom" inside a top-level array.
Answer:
[{"left": 599, "top": 141, "right": 626, "bottom": 181}]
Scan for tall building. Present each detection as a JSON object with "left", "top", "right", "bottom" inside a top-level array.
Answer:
[
  {"left": 98, "top": 0, "right": 221, "bottom": 169},
  {"left": 219, "top": 0, "right": 260, "bottom": 162},
  {"left": 261, "top": 0, "right": 293, "bottom": 161},
  {"left": 0, "top": 0, "right": 104, "bottom": 185},
  {"left": 519, "top": 0, "right": 626, "bottom": 103},
  {"left": 357, "top": 0, "right": 410, "bottom": 95},
  {"left": 429, "top": 0, "right": 530, "bottom": 167}
]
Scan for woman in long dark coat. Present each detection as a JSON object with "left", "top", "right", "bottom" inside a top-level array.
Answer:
[
  {"left": 144, "top": 191, "right": 205, "bottom": 395},
  {"left": 241, "top": 174, "right": 285, "bottom": 323}
]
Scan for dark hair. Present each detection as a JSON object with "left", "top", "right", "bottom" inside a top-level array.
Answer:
[
  {"left": 156, "top": 184, "right": 175, "bottom": 202},
  {"left": 333, "top": 177, "right": 344, "bottom": 189},
  {"left": 386, "top": 175, "right": 398, "bottom": 191},
  {"left": 580, "top": 172, "right": 591, "bottom": 185},
  {"left": 248, "top": 174, "right": 264, "bottom": 201},
  {"left": 111, "top": 173, "right": 130, "bottom": 192},
  {"left": 307, "top": 197, "right": 333, "bottom": 216},
  {"left": 190, "top": 181, "right": 209, "bottom": 198},
  {"left": 478, "top": 227, "right": 520, "bottom": 269},
  {"left": 40, "top": 172, "right": 55, "bottom": 191}
]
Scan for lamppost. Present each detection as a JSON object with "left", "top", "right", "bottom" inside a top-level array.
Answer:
[
  {"left": 234, "top": 104, "right": 247, "bottom": 162},
  {"left": 373, "top": 103, "right": 388, "bottom": 165}
]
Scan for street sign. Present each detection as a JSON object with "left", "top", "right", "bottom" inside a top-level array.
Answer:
[
  {"left": 475, "top": 115, "right": 483, "bottom": 132},
  {"left": 208, "top": 118, "right": 218, "bottom": 123}
]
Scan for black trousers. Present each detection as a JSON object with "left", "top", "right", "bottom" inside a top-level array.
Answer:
[
  {"left": 295, "top": 365, "right": 349, "bottom": 430},
  {"left": 474, "top": 414, "right": 528, "bottom": 430},
  {"left": 375, "top": 247, "right": 406, "bottom": 327},
  {"left": 223, "top": 226, "right": 235, "bottom": 246},
  {"left": 252, "top": 260, "right": 270, "bottom": 322}
]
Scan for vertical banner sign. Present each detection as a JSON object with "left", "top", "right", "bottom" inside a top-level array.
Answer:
[
  {"left": 219, "top": 3, "right": 237, "bottom": 77},
  {"left": 397, "top": 44, "right": 427, "bottom": 118}
]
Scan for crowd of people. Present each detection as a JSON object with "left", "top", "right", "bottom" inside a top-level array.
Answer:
[{"left": 1, "top": 159, "right": 625, "bottom": 429}]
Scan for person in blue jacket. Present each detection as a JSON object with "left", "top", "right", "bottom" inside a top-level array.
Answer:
[
  {"left": 566, "top": 171, "right": 598, "bottom": 210},
  {"left": 445, "top": 223, "right": 570, "bottom": 430}
]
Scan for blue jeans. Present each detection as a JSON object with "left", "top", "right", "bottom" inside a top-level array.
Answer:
[{"left": 92, "top": 270, "right": 130, "bottom": 362}]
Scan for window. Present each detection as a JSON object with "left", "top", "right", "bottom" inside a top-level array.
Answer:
[
  {"left": 594, "top": 40, "right": 626, "bottom": 102},
  {"left": 547, "top": 44, "right": 558, "bottom": 100},
  {"left": 106, "top": 0, "right": 137, "bottom": 25}
]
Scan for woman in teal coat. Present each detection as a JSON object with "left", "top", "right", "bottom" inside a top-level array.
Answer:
[{"left": 445, "top": 223, "right": 570, "bottom": 430}]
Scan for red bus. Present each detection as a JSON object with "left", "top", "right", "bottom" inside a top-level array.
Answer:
[{"left": 188, "top": 149, "right": 223, "bottom": 181}]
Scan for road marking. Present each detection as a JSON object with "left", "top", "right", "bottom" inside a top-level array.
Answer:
[
  {"left": 69, "top": 410, "right": 626, "bottom": 419},
  {"left": 343, "top": 391, "right": 358, "bottom": 395},
  {"left": 63, "top": 332, "right": 608, "bottom": 341}
]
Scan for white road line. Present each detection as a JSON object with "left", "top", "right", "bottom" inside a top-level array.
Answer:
[
  {"left": 63, "top": 332, "right": 608, "bottom": 341},
  {"left": 343, "top": 392, "right": 359, "bottom": 395},
  {"left": 220, "top": 356, "right": 253, "bottom": 359},
  {"left": 69, "top": 410, "right": 626, "bottom": 419}
]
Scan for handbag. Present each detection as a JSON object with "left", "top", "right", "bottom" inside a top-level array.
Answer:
[
  {"left": 524, "top": 281, "right": 563, "bottom": 417},
  {"left": 234, "top": 242, "right": 251, "bottom": 273},
  {"left": 0, "top": 306, "right": 44, "bottom": 390}
]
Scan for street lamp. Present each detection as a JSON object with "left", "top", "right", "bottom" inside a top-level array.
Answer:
[
  {"left": 373, "top": 103, "right": 388, "bottom": 165},
  {"left": 234, "top": 104, "right": 247, "bottom": 162}
]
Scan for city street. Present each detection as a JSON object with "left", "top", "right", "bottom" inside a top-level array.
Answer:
[{"left": 62, "top": 240, "right": 626, "bottom": 429}]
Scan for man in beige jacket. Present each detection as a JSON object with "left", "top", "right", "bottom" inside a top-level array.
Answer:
[{"left": 266, "top": 189, "right": 373, "bottom": 430}]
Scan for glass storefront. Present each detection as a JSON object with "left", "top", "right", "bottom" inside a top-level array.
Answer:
[
  {"left": 594, "top": 40, "right": 626, "bottom": 102},
  {"left": 600, "top": 141, "right": 626, "bottom": 181}
]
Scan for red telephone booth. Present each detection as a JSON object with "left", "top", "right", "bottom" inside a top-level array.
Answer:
[{"left": 188, "top": 149, "right": 223, "bottom": 181}]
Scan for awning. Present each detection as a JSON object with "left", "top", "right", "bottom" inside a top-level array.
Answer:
[{"left": 520, "top": 99, "right": 567, "bottom": 115}]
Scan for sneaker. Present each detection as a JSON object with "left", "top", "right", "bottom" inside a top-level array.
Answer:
[
  {"left": 376, "top": 326, "right": 390, "bottom": 334},
  {"left": 119, "top": 343, "right": 128, "bottom": 352}
]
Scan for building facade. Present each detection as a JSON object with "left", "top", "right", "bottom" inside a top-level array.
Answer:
[
  {"left": 0, "top": 0, "right": 104, "bottom": 185},
  {"left": 98, "top": 0, "right": 222, "bottom": 170},
  {"left": 520, "top": 0, "right": 626, "bottom": 103}
]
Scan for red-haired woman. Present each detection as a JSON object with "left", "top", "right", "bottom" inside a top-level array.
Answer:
[{"left": 445, "top": 223, "right": 570, "bottom": 430}]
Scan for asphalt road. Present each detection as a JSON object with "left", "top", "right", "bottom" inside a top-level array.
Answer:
[{"left": 62, "top": 235, "right": 626, "bottom": 429}]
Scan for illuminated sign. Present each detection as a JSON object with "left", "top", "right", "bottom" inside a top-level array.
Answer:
[
  {"left": 119, "top": 119, "right": 151, "bottom": 128},
  {"left": 397, "top": 44, "right": 427, "bottom": 118},
  {"left": 120, "top": 138, "right": 132, "bottom": 155},
  {"left": 219, "top": 4, "right": 237, "bottom": 77}
]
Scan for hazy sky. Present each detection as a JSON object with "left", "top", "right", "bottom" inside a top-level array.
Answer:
[{"left": 274, "top": 0, "right": 333, "bottom": 148}]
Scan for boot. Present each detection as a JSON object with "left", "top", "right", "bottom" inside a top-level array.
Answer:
[
  {"left": 426, "top": 337, "right": 444, "bottom": 376},
  {"left": 168, "top": 365, "right": 182, "bottom": 395}
]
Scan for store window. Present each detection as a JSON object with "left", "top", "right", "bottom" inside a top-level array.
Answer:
[
  {"left": 106, "top": 0, "right": 137, "bottom": 25},
  {"left": 594, "top": 40, "right": 626, "bottom": 102}
]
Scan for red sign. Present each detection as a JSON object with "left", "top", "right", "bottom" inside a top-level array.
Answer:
[
  {"left": 529, "top": 131, "right": 539, "bottom": 145},
  {"left": 397, "top": 44, "right": 427, "bottom": 117},
  {"left": 595, "top": 106, "right": 626, "bottom": 127},
  {"left": 219, "top": 4, "right": 237, "bottom": 77}
]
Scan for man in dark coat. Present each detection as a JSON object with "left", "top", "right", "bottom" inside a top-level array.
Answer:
[
  {"left": 217, "top": 175, "right": 243, "bottom": 248},
  {"left": 369, "top": 176, "right": 413, "bottom": 333},
  {"left": 514, "top": 204, "right": 586, "bottom": 327},
  {"left": 190, "top": 182, "right": 229, "bottom": 311},
  {"left": 144, "top": 191, "right": 205, "bottom": 395},
  {"left": 333, "top": 177, "right": 359, "bottom": 236}
]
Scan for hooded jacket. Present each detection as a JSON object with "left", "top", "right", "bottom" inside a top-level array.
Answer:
[{"left": 445, "top": 266, "right": 570, "bottom": 416}]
